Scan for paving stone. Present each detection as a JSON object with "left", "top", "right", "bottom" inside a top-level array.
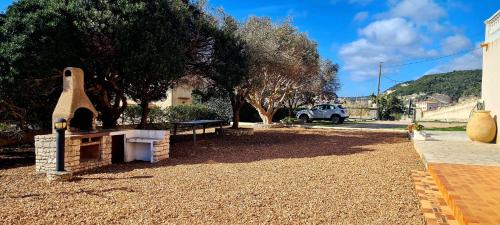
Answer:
[
  {"left": 411, "top": 170, "right": 459, "bottom": 225},
  {"left": 413, "top": 131, "right": 500, "bottom": 167},
  {"left": 429, "top": 164, "right": 500, "bottom": 225}
]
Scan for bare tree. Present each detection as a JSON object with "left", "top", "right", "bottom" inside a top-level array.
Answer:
[
  {"left": 241, "top": 17, "right": 319, "bottom": 124},
  {"left": 308, "top": 59, "right": 340, "bottom": 104},
  {"left": 284, "top": 59, "right": 340, "bottom": 116}
]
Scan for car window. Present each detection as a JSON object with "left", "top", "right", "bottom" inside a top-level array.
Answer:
[
  {"left": 327, "top": 105, "right": 335, "bottom": 110},
  {"left": 337, "top": 105, "right": 344, "bottom": 109},
  {"left": 311, "top": 106, "right": 320, "bottom": 111}
]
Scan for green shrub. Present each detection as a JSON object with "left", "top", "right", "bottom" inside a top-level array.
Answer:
[
  {"left": 122, "top": 105, "right": 142, "bottom": 125},
  {"left": 164, "top": 104, "right": 219, "bottom": 122},
  {"left": 0, "top": 123, "right": 23, "bottom": 140},
  {"left": 379, "top": 95, "right": 404, "bottom": 120},
  {"left": 148, "top": 106, "right": 167, "bottom": 124},
  {"left": 280, "top": 116, "right": 297, "bottom": 125},
  {"left": 122, "top": 103, "right": 228, "bottom": 129},
  {"left": 204, "top": 97, "right": 232, "bottom": 121},
  {"left": 413, "top": 121, "right": 424, "bottom": 131}
]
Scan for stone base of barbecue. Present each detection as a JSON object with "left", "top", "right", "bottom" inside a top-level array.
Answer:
[
  {"left": 35, "top": 130, "right": 170, "bottom": 174},
  {"left": 46, "top": 171, "right": 73, "bottom": 182},
  {"left": 35, "top": 134, "right": 112, "bottom": 174},
  {"left": 152, "top": 134, "right": 170, "bottom": 162}
]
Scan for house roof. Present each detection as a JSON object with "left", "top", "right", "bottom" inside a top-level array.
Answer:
[{"left": 485, "top": 10, "right": 500, "bottom": 24}]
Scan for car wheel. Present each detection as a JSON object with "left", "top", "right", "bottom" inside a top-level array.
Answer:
[
  {"left": 339, "top": 117, "right": 345, "bottom": 124},
  {"left": 331, "top": 115, "right": 341, "bottom": 124},
  {"left": 299, "top": 114, "right": 309, "bottom": 123}
]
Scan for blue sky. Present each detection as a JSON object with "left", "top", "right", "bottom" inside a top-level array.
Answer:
[
  {"left": 1, "top": 0, "right": 499, "bottom": 96},
  {"left": 206, "top": 0, "right": 498, "bottom": 96}
]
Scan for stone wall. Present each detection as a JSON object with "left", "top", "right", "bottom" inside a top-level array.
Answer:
[
  {"left": 35, "top": 134, "right": 112, "bottom": 174},
  {"left": 35, "top": 134, "right": 58, "bottom": 173},
  {"left": 416, "top": 99, "right": 478, "bottom": 122},
  {"left": 152, "top": 132, "right": 170, "bottom": 163}
]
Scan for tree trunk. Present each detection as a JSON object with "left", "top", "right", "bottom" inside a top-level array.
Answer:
[
  {"left": 230, "top": 97, "right": 243, "bottom": 129},
  {"left": 87, "top": 75, "right": 128, "bottom": 129},
  {"left": 97, "top": 100, "right": 127, "bottom": 129},
  {"left": 248, "top": 100, "right": 275, "bottom": 125},
  {"left": 137, "top": 101, "right": 150, "bottom": 129},
  {"left": 232, "top": 105, "right": 241, "bottom": 129},
  {"left": 101, "top": 112, "right": 119, "bottom": 129},
  {"left": 256, "top": 108, "right": 274, "bottom": 125}
]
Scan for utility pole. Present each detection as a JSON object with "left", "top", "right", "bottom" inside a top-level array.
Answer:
[{"left": 376, "top": 62, "right": 383, "bottom": 120}]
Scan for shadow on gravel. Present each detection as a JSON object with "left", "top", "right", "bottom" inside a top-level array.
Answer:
[
  {"left": 165, "top": 129, "right": 407, "bottom": 166},
  {"left": 1, "top": 129, "right": 408, "bottom": 176},
  {"left": 8, "top": 187, "right": 137, "bottom": 200},
  {"left": 75, "top": 129, "right": 408, "bottom": 176},
  {"left": 0, "top": 147, "right": 35, "bottom": 170},
  {"left": 72, "top": 175, "right": 154, "bottom": 181}
]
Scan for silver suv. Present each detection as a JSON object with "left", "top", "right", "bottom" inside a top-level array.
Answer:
[{"left": 296, "top": 104, "right": 349, "bottom": 124}]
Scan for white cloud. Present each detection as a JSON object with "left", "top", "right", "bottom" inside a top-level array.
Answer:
[
  {"left": 359, "top": 18, "right": 420, "bottom": 46},
  {"left": 425, "top": 48, "right": 482, "bottom": 74},
  {"left": 353, "top": 11, "right": 369, "bottom": 22},
  {"left": 339, "top": 17, "right": 434, "bottom": 81},
  {"left": 387, "top": 0, "right": 446, "bottom": 24},
  {"left": 339, "top": 39, "right": 416, "bottom": 81},
  {"left": 441, "top": 34, "right": 472, "bottom": 54},
  {"left": 340, "top": 38, "right": 391, "bottom": 70},
  {"left": 337, "top": 0, "right": 477, "bottom": 82}
]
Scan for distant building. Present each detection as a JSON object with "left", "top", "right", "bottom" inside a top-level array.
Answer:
[
  {"left": 429, "top": 93, "right": 452, "bottom": 105},
  {"left": 127, "top": 84, "right": 194, "bottom": 108},
  {"left": 482, "top": 10, "right": 500, "bottom": 144},
  {"left": 155, "top": 84, "right": 193, "bottom": 108},
  {"left": 416, "top": 100, "right": 440, "bottom": 111}
]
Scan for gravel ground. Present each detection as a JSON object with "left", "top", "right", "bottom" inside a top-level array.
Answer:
[{"left": 0, "top": 128, "right": 424, "bottom": 224}]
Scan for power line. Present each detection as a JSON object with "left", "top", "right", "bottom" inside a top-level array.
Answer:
[
  {"left": 377, "top": 46, "right": 482, "bottom": 85},
  {"left": 382, "top": 75, "right": 405, "bottom": 83},
  {"left": 384, "top": 46, "right": 482, "bottom": 69}
]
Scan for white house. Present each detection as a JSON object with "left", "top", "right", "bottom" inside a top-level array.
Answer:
[
  {"left": 482, "top": 10, "right": 500, "bottom": 144},
  {"left": 154, "top": 84, "right": 193, "bottom": 108},
  {"left": 127, "top": 84, "right": 194, "bottom": 108}
]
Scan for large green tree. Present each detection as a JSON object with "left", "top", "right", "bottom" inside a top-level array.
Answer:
[
  {"left": 120, "top": 0, "right": 192, "bottom": 128},
  {"left": 205, "top": 13, "right": 249, "bottom": 129},
  {"left": 0, "top": 0, "right": 88, "bottom": 129},
  {"left": 379, "top": 94, "right": 404, "bottom": 120},
  {"left": 0, "top": 0, "right": 197, "bottom": 129}
]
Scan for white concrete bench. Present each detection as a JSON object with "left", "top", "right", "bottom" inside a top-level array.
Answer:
[
  {"left": 126, "top": 138, "right": 160, "bottom": 163},
  {"left": 121, "top": 130, "right": 169, "bottom": 163}
]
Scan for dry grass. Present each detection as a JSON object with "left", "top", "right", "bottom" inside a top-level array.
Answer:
[{"left": 0, "top": 128, "right": 424, "bottom": 224}]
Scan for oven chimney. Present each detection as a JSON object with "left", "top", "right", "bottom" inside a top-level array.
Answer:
[{"left": 52, "top": 67, "right": 98, "bottom": 133}]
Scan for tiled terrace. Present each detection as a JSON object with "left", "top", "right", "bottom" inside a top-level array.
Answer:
[
  {"left": 411, "top": 131, "right": 500, "bottom": 225},
  {"left": 411, "top": 170, "right": 459, "bottom": 225},
  {"left": 413, "top": 131, "right": 500, "bottom": 167}
]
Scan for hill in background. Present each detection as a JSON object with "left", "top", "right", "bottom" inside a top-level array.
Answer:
[{"left": 387, "top": 70, "right": 482, "bottom": 102}]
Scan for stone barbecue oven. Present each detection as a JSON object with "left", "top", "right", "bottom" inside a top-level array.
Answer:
[
  {"left": 52, "top": 67, "right": 98, "bottom": 133},
  {"left": 35, "top": 67, "right": 170, "bottom": 176}
]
